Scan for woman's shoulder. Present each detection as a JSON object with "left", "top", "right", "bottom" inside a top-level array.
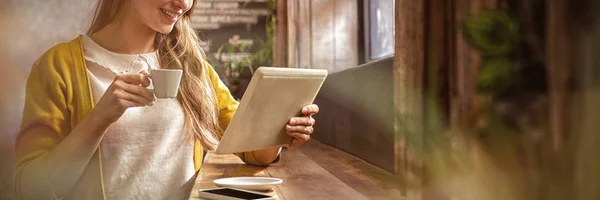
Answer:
[{"left": 32, "top": 36, "right": 82, "bottom": 73}]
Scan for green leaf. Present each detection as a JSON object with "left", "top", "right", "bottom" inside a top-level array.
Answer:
[
  {"left": 462, "top": 10, "right": 520, "bottom": 56},
  {"left": 226, "top": 44, "right": 235, "bottom": 53},
  {"left": 475, "top": 58, "right": 518, "bottom": 94}
]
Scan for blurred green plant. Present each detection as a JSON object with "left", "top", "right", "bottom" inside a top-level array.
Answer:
[
  {"left": 242, "top": 0, "right": 275, "bottom": 66},
  {"left": 402, "top": 3, "right": 600, "bottom": 200},
  {"left": 462, "top": 10, "right": 521, "bottom": 95},
  {"left": 475, "top": 58, "right": 519, "bottom": 93},
  {"left": 399, "top": 8, "right": 558, "bottom": 200},
  {"left": 214, "top": 36, "right": 252, "bottom": 79},
  {"left": 462, "top": 10, "right": 520, "bottom": 56},
  {"left": 215, "top": 0, "right": 275, "bottom": 82}
]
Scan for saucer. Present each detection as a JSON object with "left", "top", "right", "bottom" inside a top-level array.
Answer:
[{"left": 213, "top": 177, "right": 283, "bottom": 191}]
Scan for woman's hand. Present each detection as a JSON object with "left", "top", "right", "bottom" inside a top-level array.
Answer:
[
  {"left": 285, "top": 104, "right": 319, "bottom": 148},
  {"left": 91, "top": 73, "right": 155, "bottom": 126}
]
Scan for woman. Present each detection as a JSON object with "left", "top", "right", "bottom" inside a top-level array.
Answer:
[{"left": 14, "top": 0, "right": 318, "bottom": 199}]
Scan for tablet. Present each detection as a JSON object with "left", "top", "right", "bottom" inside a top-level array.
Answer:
[{"left": 215, "top": 67, "right": 328, "bottom": 154}]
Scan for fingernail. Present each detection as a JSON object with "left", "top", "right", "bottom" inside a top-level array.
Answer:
[{"left": 302, "top": 107, "right": 308, "bottom": 113}]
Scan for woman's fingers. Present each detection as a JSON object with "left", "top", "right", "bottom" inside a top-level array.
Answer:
[
  {"left": 114, "top": 79, "right": 155, "bottom": 103},
  {"left": 288, "top": 116, "right": 315, "bottom": 126},
  {"left": 117, "top": 73, "right": 151, "bottom": 87},
  {"left": 287, "top": 116, "right": 315, "bottom": 136},
  {"left": 113, "top": 98, "right": 144, "bottom": 110},
  {"left": 301, "top": 104, "right": 319, "bottom": 116},
  {"left": 286, "top": 105, "right": 319, "bottom": 148},
  {"left": 286, "top": 124, "right": 314, "bottom": 135},
  {"left": 287, "top": 132, "right": 310, "bottom": 148},
  {"left": 114, "top": 88, "right": 153, "bottom": 106}
]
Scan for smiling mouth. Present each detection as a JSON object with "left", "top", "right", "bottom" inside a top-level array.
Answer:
[{"left": 160, "top": 8, "right": 179, "bottom": 20}]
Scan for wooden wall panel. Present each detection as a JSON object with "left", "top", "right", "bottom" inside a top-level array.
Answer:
[
  {"left": 423, "top": 0, "right": 454, "bottom": 199},
  {"left": 450, "top": 0, "right": 499, "bottom": 128},
  {"left": 451, "top": 0, "right": 474, "bottom": 128},
  {"left": 546, "top": 0, "right": 571, "bottom": 151},
  {"left": 573, "top": 9, "right": 600, "bottom": 199},
  {"left": 310, "top": 0, "right": 336, "bottom": 72},
  {"left": 274, "top": 0, "right": 288, "bottom": 67},
  {"left": 333, "top": 0, "right": 359, "bottom": 71},
  {"left": 309, "top": 0, "right": 358, "bottom": 73},
  {"left": 394, "top": 0, "right": 425, "bottom": 185},
  {"left": 287, "top": 0, "right": 298, "bottom": 68},
  {"left": 297, "top": 0, "right": 311, "bottom": 69},
  {"left": 427, "top": 0, "right": 451, "bottom": 126}
]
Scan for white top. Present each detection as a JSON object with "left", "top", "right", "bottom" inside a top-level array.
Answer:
[{"left": 82, "top": 35, "right": 196, "bottom": 200}]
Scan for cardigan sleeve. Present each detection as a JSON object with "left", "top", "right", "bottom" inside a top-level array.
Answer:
[
  {"left": 14, "top": 55, "right": 70, "bottom": 200},
  {"left": 204, "top": 62, "right": 280, "bottom": 165},
  {"left": 205, "top": 62, "right": 239, "bottom": 134}
]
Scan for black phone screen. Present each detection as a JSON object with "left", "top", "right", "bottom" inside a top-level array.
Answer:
[{"left": 203, "top": 188, "right": 271, "bottom": 199}]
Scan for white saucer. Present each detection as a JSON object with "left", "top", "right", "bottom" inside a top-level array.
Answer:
[{"left": 213, "top": 177, "right": 283, "bottom": 191}]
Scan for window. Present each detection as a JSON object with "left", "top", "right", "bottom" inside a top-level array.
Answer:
[{"left": 365, "top": 0, "right": 395, "bottom": 61}]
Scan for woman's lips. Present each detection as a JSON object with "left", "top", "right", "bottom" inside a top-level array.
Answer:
[{"left": 160, "top": 8, "right": 179, "bottom": 23}]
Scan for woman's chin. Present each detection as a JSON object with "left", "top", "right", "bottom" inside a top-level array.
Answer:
[{"left": 155, "top": 25, "right": 175, "bottom": 34}]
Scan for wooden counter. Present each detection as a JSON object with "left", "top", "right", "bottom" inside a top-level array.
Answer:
[{"left": 189, "top": 140, "right": 405, "bottom": 200}]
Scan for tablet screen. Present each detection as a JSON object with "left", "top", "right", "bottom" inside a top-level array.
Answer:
[{"left": 202, "top": 188, "right": 272, "bottom": 199}]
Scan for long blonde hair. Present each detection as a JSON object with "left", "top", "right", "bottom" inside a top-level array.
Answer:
[{"left": 87, "top": 0, "right": 222, "bottom": 150}]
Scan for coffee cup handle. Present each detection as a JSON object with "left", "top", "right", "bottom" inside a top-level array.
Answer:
[{"left": 146, "top": 73, "right": 154, "bottom": 94}]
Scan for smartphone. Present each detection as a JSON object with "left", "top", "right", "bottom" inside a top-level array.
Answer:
[{"left": 197, "top": 188, "right": 275, "bottom": 200}]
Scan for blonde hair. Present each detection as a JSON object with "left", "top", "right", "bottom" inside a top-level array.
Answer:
[{"left": 87, "top": 0, "right": 222, "bottom": 150}]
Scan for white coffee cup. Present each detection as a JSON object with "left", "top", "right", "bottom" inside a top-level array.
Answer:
[{"left": 148, "top": 69, "right": 183, "bottom": 99}]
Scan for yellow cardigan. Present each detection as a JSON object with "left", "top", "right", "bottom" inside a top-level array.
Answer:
[{"left": 14, "top": 35, "right": 244, "bottom": 199}]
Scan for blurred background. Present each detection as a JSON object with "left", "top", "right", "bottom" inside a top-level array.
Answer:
[
  {"left": 0, "top": 1, "right": 96, "bottom": 199},
  {"left": 1, "top": 0, "right": 600, "bottom": 200}
]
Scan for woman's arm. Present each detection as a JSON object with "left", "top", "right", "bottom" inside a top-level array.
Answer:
[
  {"left": 15, "top": 62, "right": 154, "bottom": 199},
  {"left": 27, "top": 111, "right": 111, "bottom": 198},
  {"left": 244, "top": 147, "right": 281, "bottom": 166}
]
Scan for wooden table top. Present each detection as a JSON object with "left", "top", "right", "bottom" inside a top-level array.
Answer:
[{"left": 189, "top": 140, "right": 405, "bottom": 200}]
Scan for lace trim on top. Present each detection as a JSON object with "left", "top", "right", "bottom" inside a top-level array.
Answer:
[{"left": 82, "top": 35, "right": 160, "bottom": 74}]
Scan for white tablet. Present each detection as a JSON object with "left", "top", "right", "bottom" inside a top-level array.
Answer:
[{"left": 215, "top": 67, "right": 328, "bottom": 154}]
